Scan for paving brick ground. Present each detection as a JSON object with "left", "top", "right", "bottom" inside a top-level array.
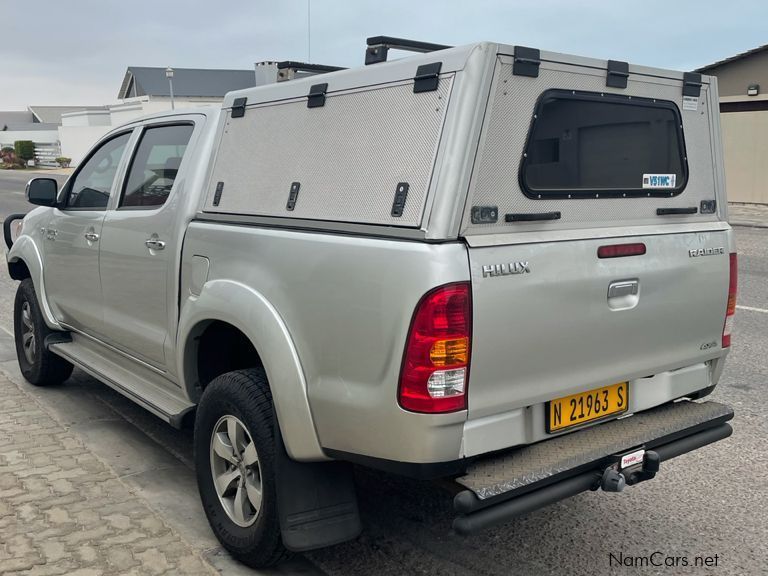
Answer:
[{"left": 0, "top": 373, "right": 216, "bottom": 576}]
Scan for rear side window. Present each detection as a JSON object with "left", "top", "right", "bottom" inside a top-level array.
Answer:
[
  {"left": 120, "top": 124, "right": 193, "bottom": 209},
  {"left": 521, "top": 90, "right": 687, "bottom": 199}
]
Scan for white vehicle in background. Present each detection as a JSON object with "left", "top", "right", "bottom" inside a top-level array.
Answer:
[{"left": 5, "top": 36, "right": 736, "bottom": 568}]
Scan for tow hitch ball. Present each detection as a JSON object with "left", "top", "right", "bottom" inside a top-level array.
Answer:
[
  {"left": 601, "top": 468, "right": 626, "bottom": 492},
  {"left": 597, "top": 450, "right": 661, "bottom": 493}
]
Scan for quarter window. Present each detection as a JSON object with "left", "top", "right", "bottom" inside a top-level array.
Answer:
[
  {"left": 120, "top": 124, "right": 194, "bottom": 209},
  {"left": 521, "top": 90, "right": 687, "bottom": 199},
  {"left": 65, "top": 133, "right": 131, "bottom": 209}
]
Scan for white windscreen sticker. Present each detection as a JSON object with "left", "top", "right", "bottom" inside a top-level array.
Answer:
[{"left": 642, "top": 174, "right": 677, "bottom": 189}]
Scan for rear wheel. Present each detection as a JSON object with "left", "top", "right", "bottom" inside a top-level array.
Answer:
[
  {"left": 13, "top": 279, "right": 73, "bottom": 386},
  {"left": 194, "top": 368, "right": 289, "bottom": 568}
]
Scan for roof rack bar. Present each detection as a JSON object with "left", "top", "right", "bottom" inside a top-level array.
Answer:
[
  {"left": 276, "top": 61, "right": 347, "bottom": 82},
  {"left": 365, "top": 35, "right": 452, "bottom": 65}
]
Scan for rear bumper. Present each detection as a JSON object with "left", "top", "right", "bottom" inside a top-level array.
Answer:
[
  {"left": 325, "top": 364, "right": 720, "bottom": 469},
  {"left": 463, "top": 361, "right": 721, "bottom": 457},
  {"left": 452, "top": 400, "right": 733, "bottom": 534}
]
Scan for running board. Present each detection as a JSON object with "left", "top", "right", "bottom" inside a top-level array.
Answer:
[
  {"left": 453, "top": 400, "right": 733, "bottom": 534},
  {"left": 49, "top": 339, "right": 194, "bottom": 427}
]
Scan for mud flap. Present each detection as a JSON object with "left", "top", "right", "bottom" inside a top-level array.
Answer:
[{"left": 275, "top": 426, "right": 361, "bottom": 551}]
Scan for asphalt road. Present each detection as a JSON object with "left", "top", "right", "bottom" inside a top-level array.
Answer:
[{"left": 0, "top": 170, "right": 765, "bottom": 575}]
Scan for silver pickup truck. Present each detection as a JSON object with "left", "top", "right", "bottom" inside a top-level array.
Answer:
[{"left": 5, "top": 37, "right": 737, "bottom": 568}]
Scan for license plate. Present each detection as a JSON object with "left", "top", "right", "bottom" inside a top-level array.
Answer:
[{"left": 547, "top": 382, "right": 629, "bottom": 433}]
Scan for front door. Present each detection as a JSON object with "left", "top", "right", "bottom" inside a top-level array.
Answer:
[
  {"left": 99, "top": 123, "right": 195, "bottom": 368},
  {"left": 44, "top": 132, "right": 132, "bottom": 336}
]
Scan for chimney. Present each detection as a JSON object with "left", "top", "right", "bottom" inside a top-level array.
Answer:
[{"left": 254, "top": 61, "right": 279, "bottom": 86}]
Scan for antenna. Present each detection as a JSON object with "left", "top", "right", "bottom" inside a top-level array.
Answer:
[{"left": 307, "top": 0, "right": 311, "bottom": 62}]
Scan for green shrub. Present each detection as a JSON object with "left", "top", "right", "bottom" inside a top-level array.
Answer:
[
  {"left": 14, "top": 140, "right": 35, "bottom": 163},
  {"left": 55, "top": 156, "right": 72, "bottom": 168}
]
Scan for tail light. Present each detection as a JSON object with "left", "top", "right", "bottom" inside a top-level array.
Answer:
[
  {"left": 722, "top": 253, "right": 738, "bottom": 348},
  {"left": 398, "top": 282, "right": 471, "bottom": 413}
]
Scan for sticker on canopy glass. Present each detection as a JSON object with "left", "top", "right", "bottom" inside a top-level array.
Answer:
[
  {"left": 642, "top": 174, "right": 677, "bottom": 189},
  {"left": 682, "top": 95, "right": 698, "bottom": 111}
]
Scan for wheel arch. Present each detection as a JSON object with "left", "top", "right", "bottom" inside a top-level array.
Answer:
[
  {"left": 178, "top": 279, "right": 326, "bottom": 461},
  {"left": 7, "top": 236, "right": 63, "bottom": 330}
]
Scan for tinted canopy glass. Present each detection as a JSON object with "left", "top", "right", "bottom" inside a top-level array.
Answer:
[{"left": 521, "top": 90, "right": 687, "bottom": 198}]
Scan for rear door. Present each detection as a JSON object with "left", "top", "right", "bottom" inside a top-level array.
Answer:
[
  {"left": 461, "top": 53, "right": 731, "bottom": 421},
  {"left": 99, "top": 122, "right": 195, "bottom": 369}
]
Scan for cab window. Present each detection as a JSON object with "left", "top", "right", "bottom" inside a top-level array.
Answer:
[
  {"left": 65, "top": 133, "right": 131, "bottom": 209},
  {"left": 120, "top": 124, "right": 194, "bottom": 209}
]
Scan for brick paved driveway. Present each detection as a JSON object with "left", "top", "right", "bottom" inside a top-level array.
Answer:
[{"left": 0, "top": 372, "right": 215, "bottom": 576}]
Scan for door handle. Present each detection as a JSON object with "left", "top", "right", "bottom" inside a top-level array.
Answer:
[
  {"left": 84, "top": 231, "right": 99, "bottom": 242},
  {"left": 145, "top": 238, "right": 166, "bottom": 251},
  {"left": 608, "top": 279, "right": 639, "bottom": 299}
]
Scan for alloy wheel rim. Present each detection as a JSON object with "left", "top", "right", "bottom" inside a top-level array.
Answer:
[
  {"left": 209, "top": 414, "right": 263, "bottom": 527},
  {"left": 20, "top": 300, "right": 36, "bottom": 365}
]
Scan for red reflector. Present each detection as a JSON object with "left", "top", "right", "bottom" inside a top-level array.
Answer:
[
  {"left": 398, "top": 282, "right": 471, "bottom": 414},
  {"left": 723, "top": 253, "right": 737, "bottom": 348},
  {"left": 597, "top": 243, "right": 647, "bottom": 259}
]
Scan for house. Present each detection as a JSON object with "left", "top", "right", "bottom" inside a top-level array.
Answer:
[
  {"left": 59, "top": 66, "right": 257, "bottom": 165},
  {"left": 697, "top": 44, "right": 768, "bottom": 204},
  {"left": 110, "top": 66, "right": 256, "bottom": 123},
  {"left": 0, "top": 106, "right": 104, "bottom": 166}
]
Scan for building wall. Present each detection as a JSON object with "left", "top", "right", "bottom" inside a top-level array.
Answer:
[
  {"left": 0, "top": 129, "right": 59, "bottom": 149},
  {"left": 721, "top": 109, "right": 768, "bottom": 204},
  {"left": 110, "top": 97, "right": 220, "bottom": 126},
  {"left": 704, "top": 50, "right": 768, "bottom": 97},
  {"left": 58, "top": 125, "right": 113, "bottom": 165},
  {"left": 61, "top": 110, "right": 112, "bottom": 127},
  {"left": 60, "top": 97, "right": 220, "bottom": 165}
]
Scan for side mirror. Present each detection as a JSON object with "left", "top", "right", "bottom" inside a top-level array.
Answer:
[{"left": 25, "top": 178, "right": 58, "bottom": 207}]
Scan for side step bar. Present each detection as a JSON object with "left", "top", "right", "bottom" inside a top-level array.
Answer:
[
  {"left": 49, "top": 337, "right": 194, "bottom": 427},
  {"left": 453, "top": 400, "right": 733, "bottom": 535}
]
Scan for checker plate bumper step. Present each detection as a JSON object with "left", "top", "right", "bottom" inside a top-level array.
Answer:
[{"left": 452, "top": 400, "right": 733, "bottom": 535}]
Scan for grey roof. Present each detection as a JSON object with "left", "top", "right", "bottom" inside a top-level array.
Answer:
[
  {"left": 0, "top": 110, "right": 35, "bottom": 127},
  {"left": 118, "top": 67, "right": 256, "bottom": 99},
  {"left": 696, "top": 43, "right": 768, "bottom": 72},
  {"left": 28, "top": 105, "right": 107, "bottom": 124}
]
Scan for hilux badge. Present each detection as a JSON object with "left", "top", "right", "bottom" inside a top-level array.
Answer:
[{"left": 482, "top": 262, "right": 530, "bottom": 278}]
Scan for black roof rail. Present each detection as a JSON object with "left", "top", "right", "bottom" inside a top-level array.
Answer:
[
  {"left": 276, "top": 61, "right": 347, "bottom": 82},
  {"left": 365, "top": 36, "right": 452, "bottom": 65}
]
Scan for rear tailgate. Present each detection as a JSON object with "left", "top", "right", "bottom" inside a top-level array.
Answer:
[
  {"left": 466, "top": 231, "right": 730, "bottom": 419},
  {"left": 460, "top": 49, "right": 732, "bottom": 424}
]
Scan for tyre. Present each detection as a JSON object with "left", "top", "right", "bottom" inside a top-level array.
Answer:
[
  {"left": 194, "top": 368, "right": 289, "bottom": 568},
  {"left": 14, "top": 278, "right": 73, "bottom": 386}
]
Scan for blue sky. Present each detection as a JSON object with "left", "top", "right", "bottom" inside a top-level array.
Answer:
[{"left": 1, "top": 0, "right": 766, "bottom": 109}]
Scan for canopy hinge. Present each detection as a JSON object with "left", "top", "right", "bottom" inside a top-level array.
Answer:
[
  {"left": 513, "top": 46, "right": 540, "bottom": 77},
  {"left": 413, "top": 62, "right": 442, "bottom": 93},
  {"left": 683, "top": 72, "right": 703, "bottom": 98},
  {"left": 307, "top": 83, "right": 328, "bottom": 108},
  {"left": 606, "top": 60, "right": 629, "bottom": 89},
  {"left": 231, "top": 97, "right": 247, "bottom": 118}
]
